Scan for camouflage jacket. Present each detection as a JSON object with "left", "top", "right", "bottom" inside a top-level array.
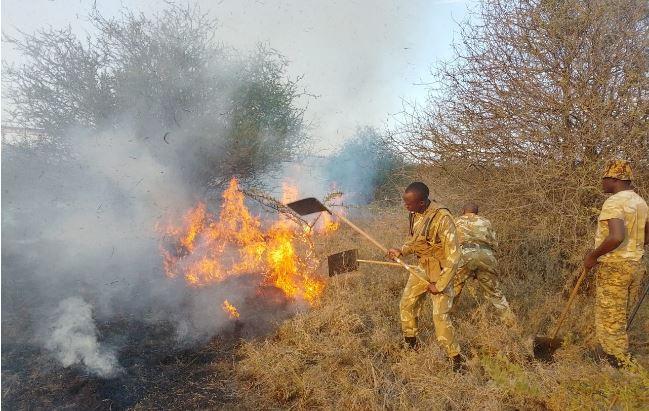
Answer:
[
  {"left": 454, "top": 213, "right": 498, "bottom": 251},
  {"left": 401, "top": 201, "right": 461, "bottom": 290}
]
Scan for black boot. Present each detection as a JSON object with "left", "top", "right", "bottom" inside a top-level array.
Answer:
[
  {"left": 594, "top": 346, "right": 623, "bottom": 369},
  {"left": 404, "top": 336, "right": 418, "bottom": 349},
  {"left": 604, "top": 353, "right": 623, "bottom": 369},
  {"left": 452, "top": 355, "right": 466, "bottom": 373}
]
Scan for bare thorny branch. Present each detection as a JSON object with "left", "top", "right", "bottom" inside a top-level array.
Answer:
[{"left": 388, "top": 0, "right": 649, "bottom": 282}]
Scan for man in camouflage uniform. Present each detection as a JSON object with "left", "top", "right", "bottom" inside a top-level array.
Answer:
[
  {"left": 453, "top": 203, "right": 515, "bottom": 324},
  {"left": 387, "top": 182, "right": 464, "bottom": 371},
  {"left": 584, "top": 160, "right": 648, "bottom": 368}
]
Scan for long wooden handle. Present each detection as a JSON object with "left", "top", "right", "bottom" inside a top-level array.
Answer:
[
  {"left": 330, "top": 210, "right": 430, "bottom": 284},
  {"left": 551, "top": 267, "right": 589, "bottom": 339},
  {"left": 332, "top": 211, "right": 389, "bottom": 252},
  {"left": 357, "top": 259, "right": 408, "bottom": 268}
]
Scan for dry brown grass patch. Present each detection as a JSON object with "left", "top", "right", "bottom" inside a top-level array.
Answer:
[{"left": 235, "top": 209, "right": 649, "bottom": 410}]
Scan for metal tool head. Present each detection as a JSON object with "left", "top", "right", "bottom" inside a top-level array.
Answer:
[
  {"left": 532, "top": 335, "right": 563, "bottom": 362},
  {"left": 327, "top": 249, "right": 359, "bottom": 276},
  {"left": 285, "top": 197, "right": 329, "bottom": 216}
]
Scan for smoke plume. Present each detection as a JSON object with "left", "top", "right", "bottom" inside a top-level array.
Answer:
[
  {"left": 1, "top": 3, "right": 403, "bottom": 379},
  {"left": 44, "top": 297, "right": 121, "bottom": 378}
]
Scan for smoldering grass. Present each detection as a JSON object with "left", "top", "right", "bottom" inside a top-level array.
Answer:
[{"left": 44, "top": 297, "right": 122, "bottom": 378}]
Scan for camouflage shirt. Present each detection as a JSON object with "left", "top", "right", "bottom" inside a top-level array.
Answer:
[
  {"left": 400, "top": 201, "right": 461, "bottom": 290},
  {"left": 595, "top": 190, "right": 648, "bottom": 262},
  {"left": 454, "top": 213, "right": 498, "bottom": 250}
]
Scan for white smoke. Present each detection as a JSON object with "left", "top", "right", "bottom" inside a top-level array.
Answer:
[
  {"left": 45, "top": 297, "right": 121, "bottom": 378},
  {"left": 1, "top": 3, "right": 405, "bottom": 381}
]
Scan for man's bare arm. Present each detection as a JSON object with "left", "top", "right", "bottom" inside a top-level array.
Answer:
[{"left": 584, "top": 218, "right": 625, "bottom": 269}]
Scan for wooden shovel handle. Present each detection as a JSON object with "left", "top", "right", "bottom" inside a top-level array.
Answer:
[
  {"left": 551, "top": 266, "right": 590, "bottom": 339},
  {"left": 329, "top": 209, "right": 430, "bottom": 285},
  {"left": 357, "top": 259, "right": 412, "bottom": 268},
  {"left": 330, "top": 210, "right": 389, "bottom": 253}
]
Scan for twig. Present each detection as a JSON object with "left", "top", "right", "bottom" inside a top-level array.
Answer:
[{"left": 239, "top": 188, "right": 309, "bottom": 228}]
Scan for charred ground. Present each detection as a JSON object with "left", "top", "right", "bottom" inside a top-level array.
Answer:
[{"left": 2, "top": 280, "right": 297, "bottom": 410}]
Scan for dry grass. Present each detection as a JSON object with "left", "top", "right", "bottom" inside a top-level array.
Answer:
[
  {"left": 235, "top": 209, "right": 649, "bottom": 410},
  {"left": 3, "top": 207, "right": 646, "bottom": 409}
]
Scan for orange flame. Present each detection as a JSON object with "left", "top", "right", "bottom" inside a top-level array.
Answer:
[
  {"left": 281, "top": 181, "right": 299, "bottom": 204},
  {"left": 316, "top": 186, "right": 345, "bottom": 234},
  {"left": 321, "top": 212, "right": 340, "bottom": 234},
  {"left": 157, "top": 178, "right": 324, "bottom": 304},
  {"left": 222, "top": 300, "right": 240, "bottom": 319}
]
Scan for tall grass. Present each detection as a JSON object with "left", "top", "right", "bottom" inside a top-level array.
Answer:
[{"left": 235, "top": 209, "right": 649, "bottom": 409}]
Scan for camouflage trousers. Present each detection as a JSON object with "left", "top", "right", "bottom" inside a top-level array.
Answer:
[
  {"left": 595, "top": 260, "right": 646, "bottom": 360},
  {"left": 453, "top": 248, "right": 513, "bottom": 321},
  {"left": 399, "top": 271, "right": 460, "bottom": 357}
]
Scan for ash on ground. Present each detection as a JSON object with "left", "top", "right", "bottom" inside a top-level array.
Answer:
[{"left": 2, "top": 284, "right": 296, "bottom": 410}]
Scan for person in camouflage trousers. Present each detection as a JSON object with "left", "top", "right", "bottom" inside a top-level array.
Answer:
[
  {"left": 453, "top": 203, "right": 515, "bottom": 324},
  {"left": 584, "top": 160, "right": 648, "bottom": 368},
  {"left": 387, "top": 182, "right": 465, "bottom": 372}
]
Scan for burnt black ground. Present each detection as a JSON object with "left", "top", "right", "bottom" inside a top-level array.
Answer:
[
  {"left": 2, "top": 321, "right": 239, "bottom": 409},
  {"left": 1, "top": 286, "right": 297, "bottom": 410}
]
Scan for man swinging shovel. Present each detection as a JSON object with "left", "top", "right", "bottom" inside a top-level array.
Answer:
[{"left": 287, "top": 182, "right": 466, "bottom": 372}]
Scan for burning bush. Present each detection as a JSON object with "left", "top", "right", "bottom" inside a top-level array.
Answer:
[
  {"left": 156, "top": 178, "right": 333, "bottom": 305},
  {"left": 2, "top": 4, "right": 316, "bottom": 387}
]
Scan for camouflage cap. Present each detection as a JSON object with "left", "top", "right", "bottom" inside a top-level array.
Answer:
[{"left": 602, "top": 159, "right": 632, "bottom": 181}]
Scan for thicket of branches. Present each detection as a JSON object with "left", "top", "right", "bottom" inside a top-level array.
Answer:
[
  {"left": 391, "top": 0, "right": 649, "bottom": 282},
  {"left": 3, "top": 5, "right": 308, "bottom": 188}
]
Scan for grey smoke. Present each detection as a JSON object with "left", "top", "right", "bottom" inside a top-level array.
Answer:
[
  {"left": 1, "top": 96, "right": 392, "bottom": 381},
  {"left": 1, "top": 120, "right": 319, "bottom": 376},
  {"left": 324, "top": 127, "right": 403, "bottom": 204},
  {"left": 267, "top": 127, "right": 403, "bottom": 205},
  {"left": 45, "top": 297, "right": 121, "bottom": 378},
  {"left": 1, "top": 2, "right": 407, "bottom": 379},
  {"left": 1, "top": 115, "right": 261, "bottom": 376}
]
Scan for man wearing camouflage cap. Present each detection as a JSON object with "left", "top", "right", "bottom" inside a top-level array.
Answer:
[
  {"left": 584, "top": 160, "right": 648, "bottom": 368},
  {"left": 453, "top": 203, "right": 515, "bottom": 324}
]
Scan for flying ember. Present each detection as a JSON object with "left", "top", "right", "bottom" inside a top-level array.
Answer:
[{"left": 222, "top": 300, "right": 240, "bottom": 319}]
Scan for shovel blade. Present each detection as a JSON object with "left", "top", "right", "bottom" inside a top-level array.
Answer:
[
  {"left": 286, "top": 197, "right": 329, "bottom": 216},
  {"left": 327, "top": 249, "right": 359, "bottom": 276},
  {"left": 532, "top": 336, "right": 563, "bottom": 362}
]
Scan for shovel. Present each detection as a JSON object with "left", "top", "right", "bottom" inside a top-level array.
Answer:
[
  {"left": 327, "top": 248, "right": 415, "bottom": 276},
  {"left": 533, "top": 267, "right": 589, "bottom": 361},
  {"left": 286, "top": 198, "right": 429, "bottom": 284}
]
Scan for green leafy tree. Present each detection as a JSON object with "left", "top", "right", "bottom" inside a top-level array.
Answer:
[{"left": 3, "top": 5, "right": 308, "bottom": 188}]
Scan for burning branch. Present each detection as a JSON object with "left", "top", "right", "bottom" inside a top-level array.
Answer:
[
  {"left": 241, "top": 186, "right": 347, "bottom": 236},
  {"left": 239, "top": 187, "right": 310, "bottom": 228},
  {"left": 156, "top": 178, "right": 326, "bottom": 304}
]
